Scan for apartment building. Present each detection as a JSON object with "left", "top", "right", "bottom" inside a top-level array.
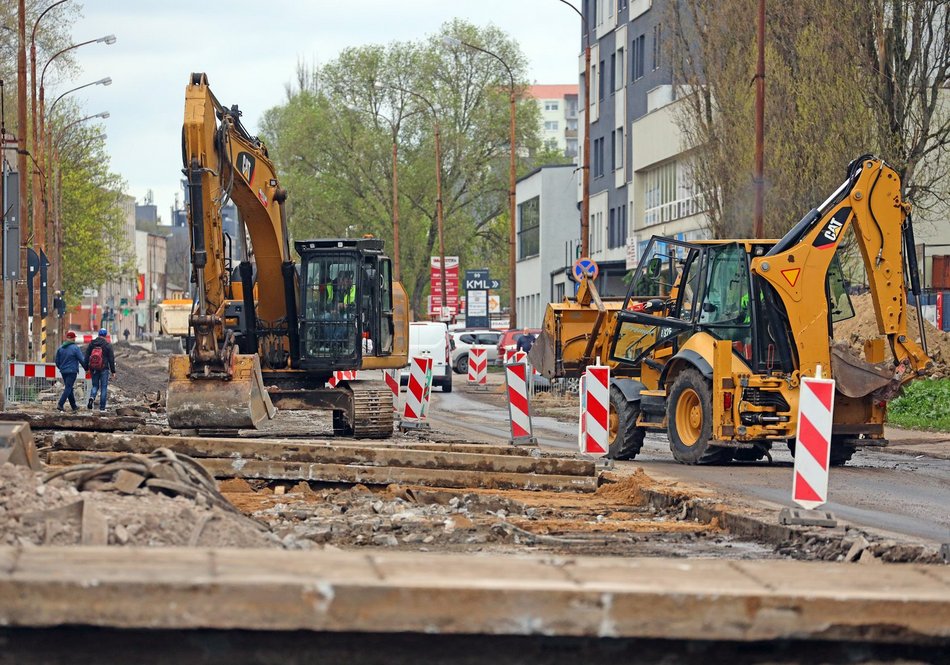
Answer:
[{"left": 526, "top": 85, "right": 579, "bottom": 158}]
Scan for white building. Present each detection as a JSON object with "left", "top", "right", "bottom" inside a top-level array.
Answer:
[
  {"left": 515, "top": 164, "right": 580, "bottom": 328},
  {"left": 526, "top": 85, "right": 579, "bottom": 158}
]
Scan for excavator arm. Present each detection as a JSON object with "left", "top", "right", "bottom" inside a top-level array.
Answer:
[
  {"left": 168, "top": 73, "right": 289, "bottom": 428},
  {"left": 750, "top": 156, "right": 932, "bottom": 384}
]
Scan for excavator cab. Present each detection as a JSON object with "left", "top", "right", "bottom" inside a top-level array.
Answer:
[{"left": 295, "top": 238, "right": 396, "bottom": 372}]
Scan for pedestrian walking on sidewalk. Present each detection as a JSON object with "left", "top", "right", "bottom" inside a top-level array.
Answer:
[
  {"left": 84, "top": 328, "right": 116, "bottom": 411},
  {"left": 55, "top": 331, "right": 87, "bottom": 412}
]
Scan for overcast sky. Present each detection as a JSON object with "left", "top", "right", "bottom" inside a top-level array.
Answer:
[{"left": 66, "top": 0, "right": 580, "bottom": 221}]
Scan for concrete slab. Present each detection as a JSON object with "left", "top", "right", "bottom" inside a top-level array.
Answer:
[{"left": 0, "top": 547, "right": 947, "bottom": 643}]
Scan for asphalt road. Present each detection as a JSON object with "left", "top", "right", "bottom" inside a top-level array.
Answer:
[{"left": 428, "top": 388, "right": 950, "bottom": 544}]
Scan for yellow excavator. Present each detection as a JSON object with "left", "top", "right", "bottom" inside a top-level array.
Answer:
[
  {"left": 532, "top": 155, "right": 932, "bottom": 465},
  {"left": 166, "top": 73, "right": 409, "bottom": 437}
]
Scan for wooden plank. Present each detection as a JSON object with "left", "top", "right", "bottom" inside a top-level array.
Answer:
[
  {"left": 47, "top": 451, "right": 598, "bottom": 493},
  {"left": 0, "top": 412, "right": 143, "bottom": 431},
  {"left": 48, "top": 432, "right": 593, "bottom": 477}
]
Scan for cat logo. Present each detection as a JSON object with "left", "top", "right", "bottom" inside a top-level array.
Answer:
[
  {"left": 812, "top": 206, "right": 851, "bottom": 249},
  {"left": 237, "top": 152, "right": 256, "bottom": 184}
]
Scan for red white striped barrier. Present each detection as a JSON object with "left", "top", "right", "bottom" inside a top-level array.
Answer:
[
  {"left": 582, "top": 365, "right": 609, "bottom": 456},
  {"left": 578, "top": 374, "right": 587, "bottom": 450},
  {"left": 504, "top": 362, "right": 535, "bottom": 444},
  {"left": 468, "top": 347, "right": 488, "bottom": 385},
  {"left": 503, "top": 348, "right": 516, "bottom": 364},
  {"left": 327, "top": 370, "right": 358, "bottom": 388},
  {"left": 9, "top": 362, "right": 90, "bottom": 380},
  {"left": 792, "top": 374, "right": 835, "bottom": 510},
  {"left": 384, "top": 369, "right": 399, "bottom": 412},
  {"left": 402, "top": 356, "right": 433, "bottom": 424}
]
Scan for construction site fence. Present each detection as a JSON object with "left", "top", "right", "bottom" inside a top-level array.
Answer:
[{"left": 4, "top": 362, "right": 90, "bottom": 408}]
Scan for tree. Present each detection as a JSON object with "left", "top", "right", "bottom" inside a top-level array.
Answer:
[
  {"left": 670, "top": 0, "right": 874, "bottom": 239},
  {"left": 260, "top": 20, "right": 548, "bottom": 316},
  {"left": 55, "top": 117, "right": 135, "bottom": 306}
]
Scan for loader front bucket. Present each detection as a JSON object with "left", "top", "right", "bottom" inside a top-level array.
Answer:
[{"left": 166, "top": 354, "right": 277, "bottom": 430}]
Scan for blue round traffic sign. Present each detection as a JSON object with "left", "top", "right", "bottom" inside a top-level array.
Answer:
[{"left": 572, "top": 257, "right": 599, "bottom": 282}]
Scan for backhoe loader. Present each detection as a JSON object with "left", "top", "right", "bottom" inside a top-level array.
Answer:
[
  {"left": 532, "top": 156, "right": 932, "bottom": 465},
  {"left": 166, "top": 73, "right": 409, "bottom": 437}
]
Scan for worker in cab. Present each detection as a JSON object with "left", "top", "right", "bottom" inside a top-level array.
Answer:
[{"left": 327, "top": 270, "right": 356, "bottom": 315}]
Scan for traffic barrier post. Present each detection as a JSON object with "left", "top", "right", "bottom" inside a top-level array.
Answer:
[
  {"left": 581, "top": 364, "right": 609, "bottom": 456},
  {"left": 383, "top": 369, "right": 399, "bottom": 412},
  {"left": 780, "top": 367, "right": 837, "bottom": 527},
  {"left": 467, "top": 347, "right": 488, "bottom": 390},
  {"left": 504, "top": 361, "right": 536, "bottom": 445},
  {"left": 399, "top": 356, "right": 433, "bottom": 431},
  {"left": 327, "top": 370, "right": 358, "bottom": 388}
]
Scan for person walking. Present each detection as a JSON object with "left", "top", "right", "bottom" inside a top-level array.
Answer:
[
  {"left": 55, "top": 331, "right": 87, "bottom": 412},
  {"left": 84, "top": 328, "right": 116, "bottom": 411}
]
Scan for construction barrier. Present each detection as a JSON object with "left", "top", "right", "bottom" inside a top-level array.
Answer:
[
  {"left": 581, "top": 364, "right": 609, "bottom": 456},
  {"left": 5, "top": 361, "right": 89, "bottom": 407},
  {"left": 504, "top": 361, "right": 536, "bottom": 445},
  {"left": 383, "top": 369, "right": 399, "bottom": 412},
  {"left": 792, "top": 374, "right": 835, "bottom": 510},
  {"left": 400, "top": 356, "right": 433, "bottom": 430},
  {"left": 327, "top": 370, "right": 358, "bottom": 388},
  {"left": 577, "top": 375, "right": 587, "bottom": 450},
  {"left": 467, "top": 347, "right": 488, "bottom": 386}
]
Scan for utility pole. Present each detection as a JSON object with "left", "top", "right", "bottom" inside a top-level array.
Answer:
[
  {"left": 1, "top": 80, "right": 6, "bottom": 410},
  {"left": 16, "top": 0, "right": 29, "bottom": 360},
  {"left": 752, "top": 0, "right": 766, "bottom": 239}
]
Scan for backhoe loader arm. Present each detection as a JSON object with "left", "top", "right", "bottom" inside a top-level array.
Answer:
[
  {"left": 182, "top": 72, "right": 292, "bottom": 374},
  {"left": 750, "top": 156, "right": 932, "bottom": 380}
]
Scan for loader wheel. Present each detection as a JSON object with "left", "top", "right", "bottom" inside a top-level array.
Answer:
[
  {"left": 786, "top": 438, "right": 856, "bottom": 466},
  {"left": 667, "top": 370, "right": 732, "bottom": 465},
  {"left": 606, "top": 385, "right": 645, "bottom": 460}
]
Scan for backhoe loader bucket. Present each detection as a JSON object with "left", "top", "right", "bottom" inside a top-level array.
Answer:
[{"left": 166, "top": 354, "right": 277, "bottom": 430}]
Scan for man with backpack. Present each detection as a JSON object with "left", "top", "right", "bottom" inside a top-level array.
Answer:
[{"left": 84, "top": 328, "right": 116, "bottom": 411}]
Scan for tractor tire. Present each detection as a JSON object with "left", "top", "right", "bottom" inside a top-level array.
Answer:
[
  {"left": 667, "top": 370, "right": 732, "bottom": 465},
  {"left": 606, "top": 384, "right": 645, "bottom": 460},
  {"left": 786, "top": 438, "right": 856, "bottom": 466}
]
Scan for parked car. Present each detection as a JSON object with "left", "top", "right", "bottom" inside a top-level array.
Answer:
[
  {"left": 495, "top": 328, "right": 541, "bottom": 365},
  {"left": 400, "top": 321, "right": 453, "bottom": 392},
  {"left": 449, "top": 329, "right": 502, "bottom": 374}
]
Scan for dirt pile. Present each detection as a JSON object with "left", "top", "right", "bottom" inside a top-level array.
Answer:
[
  {"left": 111, "top": 342, "right": 169, "bottom": 402},
  {"left": 0, "top": 462, "right": 278, "bottom": 548},
  {"left": 834, "top": 294, "right": 950, "bottom": 375}
]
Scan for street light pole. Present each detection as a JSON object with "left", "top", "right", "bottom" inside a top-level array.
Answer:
[
  {"left": 752, "top": 0, "right": 766, "bottom": 239},
  {"left": 378, "top": 84, "right": 446, "bottom": 319},
  {"left": 443, "top": 35, "right": 518, "bottom": 328},
  {"left": 557, "top": 0, "right": 591, "bottom": 259},
  {"left": 16, "top": 0, "right": 29, "bottom": 360}
]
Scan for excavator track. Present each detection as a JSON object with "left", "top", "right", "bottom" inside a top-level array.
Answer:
[{"left": 336, "top": 380, "right": 394, "bottom": 439}]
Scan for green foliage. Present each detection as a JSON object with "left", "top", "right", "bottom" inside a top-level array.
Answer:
[
  {"left": 57, "top": 119, "right": 135, "bottom": 305},
  {"left": 889, "top": 379, "right": 950, "bottom": 432},
  {"left": 259, "top": 20, "right": 548, "bottom": 317}
]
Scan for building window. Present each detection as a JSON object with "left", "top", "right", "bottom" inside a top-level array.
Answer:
[
  {"left": 598, "top": 60, "right": 605, "bottom": 101},
  {"left": 610, "top": 53, "right": 616, "bottom": 93},
  {"left": 610, "top": 130, "right": 616, "bottom": 171},
  {"left": 643, "top": 161, "right": 702, "bottom": 226},
  {"left": 608, "top": 208, "right": 617, "bottom": 248},
  {"left": 544, "top": 120, "right": 559, "bottom": 131},
  {"left": 555, "top": 282, "right": 565, "bottom": 302},
  {"left": 518, "top": 196, "right": 540, "bottom": 259},
  {"left": 544, "top": 101, "right": 559, "bottom": 111},
  {"left": 653, "top": 23, "right": 662, "bottom": 71},
  {"left": 631, "top": 35, "right": 645, "bottom": 81},
  {"left": 616, "top": 47, "right": 624, "bottom": 90},
  {"left": 593, "top": 137, "right": 606, "bottom": 178},
  {"left": 615, "top": 127, "right": 624, "bottom": 170}
]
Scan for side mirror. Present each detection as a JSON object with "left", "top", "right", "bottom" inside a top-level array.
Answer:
[{"left": 643, "top": 298, "right": 665, "bottom": 313}]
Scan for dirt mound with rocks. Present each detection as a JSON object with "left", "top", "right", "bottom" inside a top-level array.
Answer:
[
  {"left": 834, "top": 294, "right": 950, "bottom": 375},
  {"left": 0, "top": 462, "right": 279, "bottom": 548}
]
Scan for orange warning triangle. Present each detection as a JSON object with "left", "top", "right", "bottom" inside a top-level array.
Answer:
[{"left": 781, "top": 268, "right": 801, "bottom": 287}]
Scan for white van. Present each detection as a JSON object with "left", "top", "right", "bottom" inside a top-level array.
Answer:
[{"left": 400, "top": 321, "right": 453, "bottom": 392}]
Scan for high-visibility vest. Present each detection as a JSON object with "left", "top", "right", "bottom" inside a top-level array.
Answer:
[{"left": 327, "top": 283, "right": 356, "bottom": 305}]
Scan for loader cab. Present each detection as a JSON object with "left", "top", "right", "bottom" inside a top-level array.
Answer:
[
  {"left": 295, "top": 238, "right": 396, "bottom": 371},
  {"left": 611, "top": 236, "right": 800, "bottom": 379}
]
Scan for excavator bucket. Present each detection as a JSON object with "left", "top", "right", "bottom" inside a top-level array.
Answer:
[{"left": 166, "top": 354, "right": 277, "bottom": 430}]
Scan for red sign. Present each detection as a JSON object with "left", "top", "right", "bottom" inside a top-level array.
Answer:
[
  {"left": 136, "top": 274, "right": 146, "bottom": 302},
  {"left": 429, "top": 256, "right": 459, "bottom": 317}
]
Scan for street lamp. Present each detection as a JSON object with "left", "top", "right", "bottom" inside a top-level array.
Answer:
[
  {"left": 42, "top": 76, "right": 111, "bottom": 348},
  {"left": 442, "top": 35, "right": 519, "bottom": 328},
  {"left": 556, "top": 0, "right": 591, "bottom": 259},
  {"left": 376, "top": 83, "right": 447, "bottom": 320}
]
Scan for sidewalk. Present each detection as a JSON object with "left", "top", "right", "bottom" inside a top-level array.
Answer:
[{"left": 884, "top": 426, "right": 950, "bottom": 460}]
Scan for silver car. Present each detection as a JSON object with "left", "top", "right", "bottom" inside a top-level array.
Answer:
[{"left": 449, "top": 329, "right": 502, "bottom": 374}]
